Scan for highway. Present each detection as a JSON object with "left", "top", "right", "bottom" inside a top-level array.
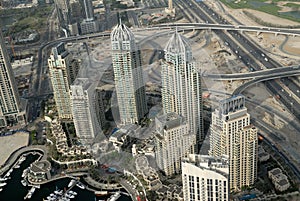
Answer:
[
  {"left": 154, "top": 23, "right": 300, "bottom": 36},
  {"left": 174, "top": 0, "right": 300, "bottom": 122}
]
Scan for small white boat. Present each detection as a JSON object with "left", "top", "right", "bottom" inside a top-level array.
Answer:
[
  {"left": 76, "top": 182, "right": 85, "bottom": 189},
  {"left": 22, "top": 168, "right": 29, "bottom": 178},
  {"left": 25, "top": 187, "right": 36, "bottom": 199},
  {"left": 0, "top": 188, "right": 2, "bottom": 192},
  {"left": 107, "top": 191, "right": 121, "bottom": 201},
  {"left": 0, "top": 177, "right": 7, "bottom": 181},
  {"left": 65, "top": 193, "right": 75, "bottom": 199},
  {"left": 21, "top": 180, "right": 27, "bottom": 186},
  {"left": 68, "top": 179, "right": 77, "bottom": 188},
  {"left": 0, "top": 182, "right": 7, "bottom": 187},
  {"left": 54, "top": 189, "right": 63, "bottom": 195},
  {"left": 69, "top": 190, "right": 77, "bottom": 195},
  {"left": 20, "top": 156, "right": 26, "bottom": 162},
  {"left": 14, "top": 165, "right": 20, "bottom": 169}
]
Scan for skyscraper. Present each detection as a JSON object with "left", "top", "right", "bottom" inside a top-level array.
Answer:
[
  {"left": 83, "top": 0, "right": 94, "bottom": 20},
  {"left": 71, "top": 78, "right": 102, "bottom": 143},
  {"left": 110, "top": 23, "right": 147, "bottom": 125},
  {"left": 209, "top": 95, "right": 258, "bottom": 191},
  {"left": 155, "top": 112, "right": 195, "bottom": 176},
  {"left": 0, "top": 32, "right": 25, "bottom": 127},
  {"left": 182, "top": 154, "right": 229, "bottom": 201},
  {"left": 161, "top": 30, "right": 203, "bottom": 147},
  {"left": 54, "top": 0, "right": 71, "bottom": 26},
  {"left": 48, "top": 43, "right": 80, "bottom": 120}
]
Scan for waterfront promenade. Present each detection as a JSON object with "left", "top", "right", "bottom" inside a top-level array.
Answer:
[{"left": 0, "top": 145, "right": 47, "bottom": 176}]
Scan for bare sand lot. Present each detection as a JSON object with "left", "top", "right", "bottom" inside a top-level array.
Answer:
[{"left": 0, "top": 132, "right": 29, "bottom": 166}]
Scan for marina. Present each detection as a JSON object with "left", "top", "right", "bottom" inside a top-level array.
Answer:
[{"left": 0, "top": 153, "right": 131, "bottom": 201}]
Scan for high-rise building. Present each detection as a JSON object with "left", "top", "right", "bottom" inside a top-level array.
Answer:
[
  {"left": 0, "top": 32, "right": 25, "bottom": 127},
  {"left": 182, "top": 154, "right": 229, "bottom": 201},
  {"left": 95, "top": 84, "right": 108, "bottom": 130},
  {"left": 209, "top": 95, "right": 258, "bottom": 191},
  {"left": 83, "top": 0, "right": 94, "bottom": 20},
  {"left": 80, "top": 19, "right": 99, "bottom": 34},
  {"left": 54, "top": 0, "right": 71, "bottom": 26},
  {"left": 48, "top": 43, "right": 80, "bottom": 120},
  {"left": 71, "top": 78, "right": 102, "bottom": 143},
  {"left": 110, "top": 23, "right": 147, "bottom": 125},
  {"left": 161, "top": 30, "right": 203, "bottom": 148},
  {"left": 70, "top": 0, "right": 82, "bottom": 23},
  {"left": 155, "top": 112, "right": 195, "bottom": 176}
]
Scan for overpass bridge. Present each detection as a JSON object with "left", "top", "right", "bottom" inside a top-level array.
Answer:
[
  {"left": 152, "top": 23, "right": 300, "bottom": 37},
  {"left": 203, "top": 65, "right": 300, "bottom": 80}
]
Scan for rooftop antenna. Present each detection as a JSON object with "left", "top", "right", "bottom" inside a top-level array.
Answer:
[{"left": 117, "top": 12, "right": 122, "bottom": 25}]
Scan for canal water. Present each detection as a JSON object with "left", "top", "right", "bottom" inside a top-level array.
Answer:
[{"left": 0, "top": 153, "right": 131, "bottom": 201}]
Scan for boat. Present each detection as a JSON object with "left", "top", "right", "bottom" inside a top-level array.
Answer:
[
  {"left": 60, "top": 197, "right": 70, "bottom": 201},
  {"left": 21, "top": 180, "right": 27, "bottom": 186},
  {"left": 68, "top": 179, "right": 77, "bottom": 188},
  {"left": 107, "top": 191, "right": 121, "bottom": 201},
  {"left": 69, "top": 190, "right": 77, "bottom": 195},
  {"left": 14, "top": 165, "right": 20, "bottom": 168},
  {"left": 0, "top": 188, "right": 2, "bottom": 192},
  {"left": 24, "top": 187, "right": 36, "bottom": 199},
  {"left": 0, "top": 177, "right": 7, "bottom": 181},
  {"left": 20, "top": 156, "right": 26, "bottom": 162},
  {"left": 0, "top": 182, "right": 7, "bottom": 187},
  {"left": 54, "top": 189, "right": 63, "bottom": 195},
  {"left": 95, "top": 191, "right": 108, "bottom": 196},
  {"left": 22, "top": 168, "right": 29, "bottom": 178},
  {"left": 76, "top": 182, "right": 85, "bottom": 189},
  {"left": 65, "top": 193, "right": 75, "bottom": 199}
]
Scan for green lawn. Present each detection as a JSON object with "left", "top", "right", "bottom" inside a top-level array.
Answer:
[{"left": 5, "top": 5, "right": 53, "bottom": 35}]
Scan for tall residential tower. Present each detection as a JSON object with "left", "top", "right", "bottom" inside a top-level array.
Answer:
[
  {"left": 71, "top": 78, "right": 103, "bottom": 144},
  {"left": 0, "top": 32, "right": 25, "bottom": 127},
  {"left": 110, "top": 23, "right": 147, "bottom": 125},
  {"left": 48, "top": 43, "right": 80, "bottom": 120},
  {"left": 155, "top": 113, "right": 195, "bottom": 176},
  {"left": 161, "top": 31, "right": 203, "bottom": 148},
  {"left": 182, "top": 154, "right": 229, "bottom": 201},
  {"left": 209, "top": 95, "right": 258, "bottom": 191}
]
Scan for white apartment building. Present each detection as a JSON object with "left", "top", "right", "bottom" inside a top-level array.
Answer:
[
  {"left": 0, "top": 32, "right": 25, "bottom": 127},
  {"left": 71, "top": 78, "right": 102, "bottom": 144},
  {"left": 155, "top": 112, "right": 195, "bottom": 176},
  {"left": 209, "top": 95, "right": 258, "bottom": 191},
  {"left": 110, "top": 23, "right": 147, "bottom": 125},
  {"left": 161, "top": 30, "right": 203, "bottom": 149},
  {"left": 48, "top": 42, "right": 80, "bottom": 120},
  {"left": 182, "top": 154, "right": 229, "bottom": 201}
]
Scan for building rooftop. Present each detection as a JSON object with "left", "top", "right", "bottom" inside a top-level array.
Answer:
[
  {"left": 269, "top": 168, "right": 282, "bottom": 176},
  {"left": 165, "top": 30, "right": 190, "bottom": 54},
  {"left": 30, "top": 160, "right": 51, "bottom": 173},
  {"left": 278, "top": 179, "right": 289, "bottom": 186},
  {"left": 183, "top": 154, "right": 229, "bottom": 176},
  {"left": 72, "top": 78, "right": 92, "bottom": 89},
  {"left": 111, "top": 23, "right": 134, "bottom": 42},
  {"left": 218, "top": 95, "right": 245, "bottom": 115},
  {"left": 155, "top": 112, "right": 186, "bottom": 131}
]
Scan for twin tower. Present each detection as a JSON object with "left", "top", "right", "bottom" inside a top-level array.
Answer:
[{"left": 111, "top": 24, "right": 204, "bottom": 145}]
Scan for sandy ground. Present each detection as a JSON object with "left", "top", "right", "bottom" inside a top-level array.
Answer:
[{"left": 0, "top": 132, "right": 29, "bottom": 166}]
